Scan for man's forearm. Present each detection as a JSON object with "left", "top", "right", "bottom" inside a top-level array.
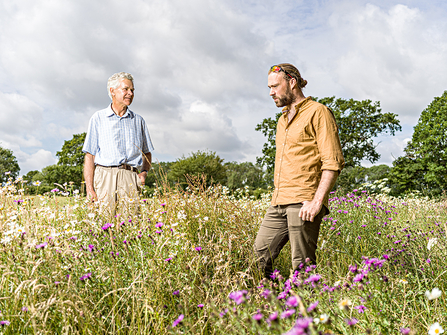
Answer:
[
  {"left": 141, "top": 152, "right": 152, "bottom": 171},
  {"left": 84, "top": 153, "right": 96, "bottom": 192},
  {"left": 312, "top": 170, "right": 338, "bottom": 206}
]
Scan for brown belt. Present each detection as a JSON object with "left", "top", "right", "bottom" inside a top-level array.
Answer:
[{"left": 96, "top": 164, "right": 138, "bottom": 173}]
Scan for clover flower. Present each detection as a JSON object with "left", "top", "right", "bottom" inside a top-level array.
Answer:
[{"left": 425, "top": 288, "right": 442, "bottom": 300}]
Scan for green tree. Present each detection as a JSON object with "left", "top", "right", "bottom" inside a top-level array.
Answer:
[
  {"left": 145, "top": 161, "right": 173, "bottom": 187},
  {"left": 56, "top": 133, "right": 86, "bottom": 166},
  {"left": 33, "top": 164, "right": 82, "bottom": 188},
  {"left": 255, "top": 97, "right": 401, "bottom": 174},
  {"left": 389, "top": 91, "right": 447, "bottom": 195},
  {"left": 0, "top": 146, "right": 20, "bottom": 184},
  {"left": 168, "top": 150, "right": 227, "bottom": 188},
  {"left": 335, "top": 164, "right": 391, "bottom": 193},
  {"left": 224, "top": 161, "right": 267, "bottom": 190}
]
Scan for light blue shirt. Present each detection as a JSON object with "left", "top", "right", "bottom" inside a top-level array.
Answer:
[{"left": 82, "top": 105, "right": 154, "bottom": 170}]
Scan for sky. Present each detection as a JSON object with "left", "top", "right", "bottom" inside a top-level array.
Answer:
[{"left": 0, "top": 0, "right": 446, "bottom": 174}]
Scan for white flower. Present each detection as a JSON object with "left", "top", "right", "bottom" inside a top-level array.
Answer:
[
  {"left": 399, "top": 279, "right": 408, "bottom": 284},
  {"left": 73, "top": 190, "right": 79, "bottom": 194},
  {"left": 427, "top": 238, "right": 438, "bottom": 250},
  {"left": 314, "top": 314, "right": 329, "bottom": 324},
  {"left": 425, "top": 288, "right": 442, "bottom": 300},
  {"left": 429, "top": 322, "right": 444, "bottom": 335},
  {"left": 333, "top": 280, "right": 341, "bottom": 287},
  {"left": 87, "top": 213, "right": 95, "bottom": 219},
  {"left": 338, "top": 299, "right": 351, "bottom": 309}
]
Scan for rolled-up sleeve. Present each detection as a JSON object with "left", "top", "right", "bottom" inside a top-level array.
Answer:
[{"left": 315, "top": 106, "right": 345, "bottom": 172}]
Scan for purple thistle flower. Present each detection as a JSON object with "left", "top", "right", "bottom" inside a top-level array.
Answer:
[
  {"left": 35, "top": 242, "right": 48, "bottom": 249},
  {"left": 0, "top": 321, "right": 10, "bottom": 326},
  {"left": 88, "top": 244, "right": 95, "bottom": 252},
  {"left": 195, "top": 246, "right": 202, "bottom": 251},
  {"left": 277, "top": 290, "right": 289, "bottom": 300},
  {"left": 228, "top": 290, "right": 247, "bottom": 305},
  {"left": 101, "top": 223, "right": 113, "bottom": 230},
  {"left": 80, "top": 273, "right": 92, "bottom": 281},
  {"left": 21, "top": 307, "right": 28, "bottom": 312},
  {"left": 260, "top": 289, "right": 271, "bottom": 299},
  {"left": 307, "top": 273, "right": 321, "bottom": 283},
  {"left": 164, "top": 257, "right": 172, "bottom": 262},
  {"left": 155, "top": 230, "right": 162, "bottom": 234},
  {"left": 281, "top": 309, "right": 296, "bottom": 319},
  {"left": 172, "top": 314, "right": 184, "bottom": 328},
  {"left": 354, "top": 305, "right": 367, "bottom": 313},
  {"left": 252, "top": 312, "right": 263, "bottom": 322},
  {"left": 197, "top": 304, "right": 204, "bottom": 308},
  {"left": 353, "top": 273, "right": 365, "bottom": 283},
  {"left": 295, "top": 317, "right": 313, "bottom": 329},
  {"left": 155, "top": 222, "right": 163, "bottom": 228},
  {"left": 400, "top": 328, "right": 411, "bottom": 334},
  {"left": 345, "top": 317, "right": 359, "bottom": 326},
  {"left": 270, "top": 269, "right": 280, "bottom": 280},
  {"left": 307, "top": 301, "right": 319, "bottom": 312},
  {"left": 286, "top": 296, "right": 300, "bottom": 307},
  {"left": 173, "top": 290, "right": 179, "bottom": 296},
  {"left": 268, "top": 311, "right": 278, "bottom": 322},
  {"left": 426, "top": 258, "right": 431, "bottom": 264}
]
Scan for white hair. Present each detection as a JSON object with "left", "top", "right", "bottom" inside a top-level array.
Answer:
[{"left": 107, "top": 72, "right": 134, "bottom": 100}]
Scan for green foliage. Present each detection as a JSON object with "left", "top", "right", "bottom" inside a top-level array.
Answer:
[
  {"left": 224, "top": 161, "right": 268, "bottom": 190},
  {"left": 318, "top": 97, "right": 401, "bottom": 167},
  {"left": 56, "top": 133, "right": 86, "bottom": 166},
  {"left": 33, "top": 164, "right": 83, "bottom": 188},
  {"left": 168, "top": 150, "right": 227, "bottom": 188},
  {"left": 255, "top": 97, "right": 401, "bottom": 174},
  {"left": 389, "top": 91, "right": 447, "bottom": 195},
  {"left": 0, "top": 145, "right": 20, "bottom": 184},
  {"left": 145, "top": 161, "right": 173, "bottom": 187},
  {"left": 22, "top": 170, "right": 39, "bottom": 184},
  {"left": 336, "top": 164, "right": 391, "bottom": 193}
]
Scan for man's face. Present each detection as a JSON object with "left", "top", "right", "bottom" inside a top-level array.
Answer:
[
  {"left": 111, "top": 79, "right": 134, "bottom": 106},
  {"left": 268, "top": 72, "right": 294, "bottom": 107}
]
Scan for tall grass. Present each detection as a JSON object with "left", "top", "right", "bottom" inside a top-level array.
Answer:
[{"left": 0, "top": 176, "right": 446, "bottom": 334}]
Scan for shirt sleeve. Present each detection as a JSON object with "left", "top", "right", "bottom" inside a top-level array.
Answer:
[
  {"left": 140, "top": 119, "right": 154, "bottom": 154},
  {"left": 314, "top": 106, "right": 345, "bottom": 172},
  {"left": 82, "top": 114, "right": 99, "bottom": 156}
]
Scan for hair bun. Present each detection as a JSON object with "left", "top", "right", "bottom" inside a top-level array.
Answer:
[{"left": 300, "top": 79, "right": 308, "bottom": 88}]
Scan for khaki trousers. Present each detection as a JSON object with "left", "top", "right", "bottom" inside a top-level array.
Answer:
[
  {"left": 254, "top": 203, "right": 327, "bottom": 278},
  {"left": 94, "top": 166, "right": 142, "bottom": 214}
]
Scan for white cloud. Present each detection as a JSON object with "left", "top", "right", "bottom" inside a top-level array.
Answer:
[{"left": 0, "top": 0, "right": 446, "bottom": 171}]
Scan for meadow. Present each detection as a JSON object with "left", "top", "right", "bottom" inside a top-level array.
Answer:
[{"left": 0, "top": 176, "right": 446, "bottom": 334}]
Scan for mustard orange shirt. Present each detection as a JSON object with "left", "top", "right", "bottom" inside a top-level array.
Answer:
[{"left": 271, "top": 97, "right": 345, "bottom": 208}]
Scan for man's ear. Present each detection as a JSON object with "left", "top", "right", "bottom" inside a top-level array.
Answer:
[
  {"left": 289, "top": 77, "right": 297, "bottom": 90},
  {"left": 110, "top": 87, "right": 115, "bottom": 97}
]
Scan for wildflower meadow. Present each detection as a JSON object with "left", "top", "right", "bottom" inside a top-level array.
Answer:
[{"left": 0, "top": 175, "right": 446, "bottom": 334}]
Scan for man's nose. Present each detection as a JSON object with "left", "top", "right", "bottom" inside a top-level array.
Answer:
[{"left": 270, "top": 88, "right": 275, "bottom": 96}]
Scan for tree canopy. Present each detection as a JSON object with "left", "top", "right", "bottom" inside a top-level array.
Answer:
[
  {"left": 256, "top": 97, "right": 402, "bottom": 179},
  {"left": 56, "top": 133, "right": 86, "bottom": 166},
  {"left": 0, "top": 146, "right": 20, "bottom": 184},
  {"left": 168, "top": 150, "right": 227, "bottom": 188},
  {"left": 389, "top": 91, "right": 447, "bottom": 195}
]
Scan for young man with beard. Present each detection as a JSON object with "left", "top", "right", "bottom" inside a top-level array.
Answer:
[{"left": 254, "top": 63, "right": 345, "bottom": 278}]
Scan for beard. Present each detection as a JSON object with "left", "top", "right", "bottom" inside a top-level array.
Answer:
[{"left": 273, "top": 86, "right": 294, "bottom": 107}]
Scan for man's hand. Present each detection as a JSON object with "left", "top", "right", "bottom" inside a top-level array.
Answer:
[
  {"left": 87, "top": 189, "right": 98, "bottom": 202},
  {"left": 299, "top": 200, "right": 323, "bottom": 222},
  {"left": 138, "top": 171, "right": 147, "bottom": 185}
]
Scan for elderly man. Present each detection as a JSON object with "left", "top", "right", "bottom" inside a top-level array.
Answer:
[
  {"left": 255, "top": 64, "right": 345, "bottom": 278},
  {"left": 82, "top": 72, "right": 154, "bottom": 209}
]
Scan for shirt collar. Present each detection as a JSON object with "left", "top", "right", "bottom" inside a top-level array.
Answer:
[
  {"left": 105, "top": 104, "right": 134, "bottom": 118},
  {"left": 281, "top": 96, "right": 312, "bottom": 115}
]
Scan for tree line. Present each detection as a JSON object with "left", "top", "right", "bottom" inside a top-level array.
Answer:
[{"left": 1, "top": 91, "right": 446, "bottom": 196}]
